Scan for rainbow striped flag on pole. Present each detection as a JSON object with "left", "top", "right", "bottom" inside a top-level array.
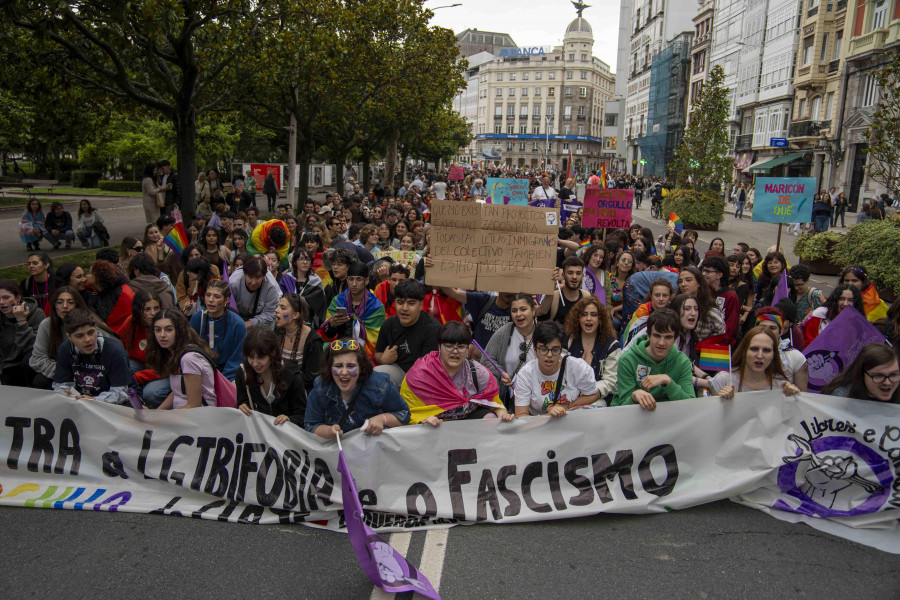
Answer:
[
  {"left": 698, "top": 342, "right": 731, "bottom": 372},
  {"left": 163, "top": 222, "right": 189, "bottom": 257}
]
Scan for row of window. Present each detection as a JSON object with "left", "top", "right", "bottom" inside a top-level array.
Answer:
[
  {"left": 801, "top": 30, "right": 843, "bottom": 67},
  {"left": 485, "top": 86, "right": 590, "bottom": 98},
  {"left": 492, "top": 105, "right": 589, "bottom": 117},
  {"left": 486, "top": 123, "right": 591, "bottom": 135}
]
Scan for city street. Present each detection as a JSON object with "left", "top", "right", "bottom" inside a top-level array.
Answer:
[{"left": 1, "top": 499, "right": 897, "bottom": 598}]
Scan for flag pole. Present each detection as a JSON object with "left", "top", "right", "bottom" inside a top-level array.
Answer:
[
  {"left": 728, "top": 346, "right": 734, "bottom": 389},
  {"left": 775, "top": 223, "right": 783, "bottom": 253}
]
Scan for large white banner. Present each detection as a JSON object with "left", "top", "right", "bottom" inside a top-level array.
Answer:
[{"left": 1, "top": 388, "right": 898, "bottom": 552}]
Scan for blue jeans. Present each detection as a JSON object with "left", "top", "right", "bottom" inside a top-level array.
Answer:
[
  {"left": 735, "top": 201, "right": 745, "bottom": 219},
  {"left": 129, "top": 359, "right": 171, "bottom": 408},
  {"left": 814, "top": 214, "right": 830, "bottom": 233}
]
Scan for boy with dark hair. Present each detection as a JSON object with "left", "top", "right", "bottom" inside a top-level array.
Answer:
[
  {"left": 612, "top": 308, "right": 694, "bottom": 410},
  {"left": 44, "top": 202, "right": 75, "bottom": 249},
  {"left": 374, "top": 279, "right": 441, "bottom": 386},
  {"left": 702, "top": 256, "right": 741, "bottom": 345},
  {"left": 53, "top": 309, "right": 134, "bottom": 404},
  {"left": 537, "top": 255, "right": 589, "bottom": 324}
]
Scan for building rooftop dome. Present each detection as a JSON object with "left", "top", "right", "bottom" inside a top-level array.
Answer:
[{"left": 565, "top": 17, "right": 593, "bottom": 40}]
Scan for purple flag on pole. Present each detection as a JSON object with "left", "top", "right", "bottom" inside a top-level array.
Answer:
[
  {"left": 771, "top": 272, "right": 790, "bottom": 306},
  {"left": 803, "top": 307, "right": 884, "bottom": 393},
  {"left": 220, "top": 258, "right": 239, "bottom": 312},
  {"left": 337, "top": 441, "right": 441, "bottom": 599},
  {"left": 582, "top": 266, "right": 606, "bottom": 305}
]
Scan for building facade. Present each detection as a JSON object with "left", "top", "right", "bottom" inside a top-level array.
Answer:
[
  {"left": 456, "top": 29, "right": 517, "bottom": 58},
  {"left": 687, "top": 0, "right": 715, "bottom": 125},
  {"left": 453, "top": 51, "right": 498, "bottom": 164},
  {"left": 470, "top": 16, "right": 617, "bottom": 172},
  {"left": 625, "top": 0, "right": 698, "bottom": 174}
]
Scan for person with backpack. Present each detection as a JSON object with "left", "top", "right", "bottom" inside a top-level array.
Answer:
[
  {"left": 190, "top": 280, "right": 247, "bottom": 381},
  {"left": 146, "top": 308, "right": 231, "bottom": 409},
  {"left": 514, "top": 321, "right": 599, "bottom": 417},
  {"left": 402, "top": 321, "right": 513, "bottom": 426}
]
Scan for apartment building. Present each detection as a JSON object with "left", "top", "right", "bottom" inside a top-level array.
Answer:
[{"left": 687, "top": 0, "right": 715, "bottom": 125}]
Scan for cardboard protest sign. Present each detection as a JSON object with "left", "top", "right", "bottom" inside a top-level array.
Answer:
[
  {"left": 448, "top": 166, "right": 464, "bottom": 181},
  {"left": 486, "top": 177, "right": 529, "bottom": 205},
  {"left": 752, "top": 178, "right": 815, "bottom": 223},
  {"left": 372, "top": 250, "right": 419, "bottom": 268},
  {"left": 582, "top": 187, "right": 634, "bottom": 229},
  {"left": 427, "top": 200, "right": 558, "bottom": 294}
]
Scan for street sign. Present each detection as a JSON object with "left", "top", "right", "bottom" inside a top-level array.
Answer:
[
  {"left": 770, "top": 138, "right": 787, "bottom": 147},
  {"left": 640, "top": 158, "right": 647, "bottom": 165}
]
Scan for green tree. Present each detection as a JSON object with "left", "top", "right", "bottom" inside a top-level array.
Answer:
[
  {"left": 863, "top": 51, "right": 900, "bottom": 198},
  {"left": 670, "top": 65, "right": 731, "bottom": 191},
  {"left": 3, "top": 0, "right": 272, "bottom": 218},
  {"left": 403, "top": 108, "right": 473, "bottom": 165}
]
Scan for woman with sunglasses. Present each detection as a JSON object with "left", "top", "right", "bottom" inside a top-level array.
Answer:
[
  {"left": 480, "top": 293, "right": 538, "bottom": 407},
  {"left": 304, "top": 338, "right": 410, "bottom": 439},
  {"left": 402, "top": 321, "right": 513, "bottom": 426},
  {"left": 823, "top": 343, "right": 900, "bottom": 404},
  {"left": 514, "top": 321, "right": 599, "bottom": 417}
]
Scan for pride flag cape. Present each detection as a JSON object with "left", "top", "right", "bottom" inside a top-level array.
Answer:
[
  {"left": 247, "top": 219, "right": 291, "bottom": 265},
  {"left": 861, "top": 283, "right": 888, "bottom": 322},
  {"left": 423, "top": 291, "right": 463, "bottom": 325},
  {"left": 163, "top": 222, "right": 189, "bottom": 257},
  {"left": 400, "top": 351, "right": 503, "bottom": 424},
  {"left": 697, "top": 340, "right": 731, "bottom": 372},
  {"left": 669, "top": 213, "right": 683, "bottom": 235},
  {"left": 318, "top": 289, "right": 385, "bottom": 358}
]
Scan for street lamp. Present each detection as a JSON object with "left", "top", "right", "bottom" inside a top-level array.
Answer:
[{"left": 429, "top": 3, "right": 462, "bottom": 9}]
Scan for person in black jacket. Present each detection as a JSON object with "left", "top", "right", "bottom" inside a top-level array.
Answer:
[
  {"left": 44, "top": 202, "right": 75, "bottom": 249},
  {"left": 263, "top": 172, "right": 278, "bottom": 213},
  {"left": 236, "top": 327, "right": 307, "bottom": 426},
  {"left": 157, "top": 160, "right": 180, "bottom": 216}
]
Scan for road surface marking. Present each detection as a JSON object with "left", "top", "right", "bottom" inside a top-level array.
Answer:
[{"left": 417, "top": 528, "right": 449, "bottom": 592}]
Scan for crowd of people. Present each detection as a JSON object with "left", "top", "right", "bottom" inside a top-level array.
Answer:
[{"left": 3, "top": 164, "right": 898, "bottom": 444}]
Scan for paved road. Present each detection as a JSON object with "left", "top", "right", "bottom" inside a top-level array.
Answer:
[{"left": 1, "top": 500, "right": 897, "bottom": 598}]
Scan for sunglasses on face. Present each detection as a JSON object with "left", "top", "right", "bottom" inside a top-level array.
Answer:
[{"left": 330, "top": 339, "right": 360, "bottom": 351}]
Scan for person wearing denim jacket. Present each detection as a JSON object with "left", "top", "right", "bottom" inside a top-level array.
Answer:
[{"left": 304, "top": 338, "right": 409, "bottom": 439}]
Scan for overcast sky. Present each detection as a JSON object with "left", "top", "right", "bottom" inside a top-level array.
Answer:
[{"left": 427, "top": 0, "right": 622, "bottom": 71}]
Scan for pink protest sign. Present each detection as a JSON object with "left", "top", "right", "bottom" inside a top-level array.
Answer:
[
  {"left": 449, "top": 166, "right": 464, "bottom": 181},
  {"left": 582, "top": 187, "right": 634, "bottom": 229}
]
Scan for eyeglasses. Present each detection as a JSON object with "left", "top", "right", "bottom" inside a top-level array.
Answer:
[
  {"left": 865, "top": 371, "right": 900, "bottom": 384},
  {"left": 701, "top": 268, "right": 716, "bottom": 275},
  {"left": 330, "top": 339, "right": 360, "bottom": 351},
  {"left": 619, "top": 257, "right": 633, "bottom": 264},
  {"left": 132, "top": 246, "right": 143, "bottom": 251},
  {"left": 441, "top": 343, "right": 468, "bottom": 353},
  {"left": 518, "top": 339, "right": 533, "bottom": 363},
  {"left": 535, "top": 345, "right": 563, "bottom": 357}
]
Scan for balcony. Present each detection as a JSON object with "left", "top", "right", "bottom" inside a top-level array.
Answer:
[
  {"left": 532, "top": 114, "right": 542, "bottom": 120},
  {"left": 807, "top": 6, "right": 818, "bottom": 17},
  {"left": 789, "top": 119, "right": 832, "bottom": 138},
  {"left": 563, "top": 115, "right": 573, "bottom": 120},
  {"left": 828, "top": 59, "right": 840, "bottom": 73},
  {"left": 848, "top": 27, "right": 888, "bottom": 58},
  {"left": 734, "top": 134, "right": 753, "bottom": 151},
  {"left": 577, "top": 115, "right": 587, "bottom": 120},
  {"left": 795, "top": 63, "right": 828, "bottom": 88}
]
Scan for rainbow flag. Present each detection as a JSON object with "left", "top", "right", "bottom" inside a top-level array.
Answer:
[
  {"left": 400, "top": 351, "right": 503, "bottom": 423},
  {"left": 669, "top": 212, "right": 683, "bottom": 235},
  {"left": 600, "top": 162, "right": 607, "bottom": 189},
  {"left": 580, "top": 238, "right": 591, "bottom": 247},
  {"left": 698, "top": 342, "right": 731, "bottom": 372},
  {"left": 163, "top": 222, "right": 189, "bottom": 257}
]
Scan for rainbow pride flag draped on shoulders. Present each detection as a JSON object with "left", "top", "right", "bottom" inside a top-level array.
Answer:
[
  {"left": 400, "top": 351, "right": 503, "bottom": 424},
  {"left": 319, "top": 289, "right": 385, "bottom": 359},
  {"left": 247, "top": 219, "right": 291, "bottom": 266}
]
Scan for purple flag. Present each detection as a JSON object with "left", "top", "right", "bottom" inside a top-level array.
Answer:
[
  {"left": 803, "top": 307, "right": 884, "bottom": 393},
  {"left": 337, "top": 439, "right": 441, "bottom": 599},
  {"left": 220, "top": 258, "right": 239, "bottom": 312},
  {"left": 771, "top": 272, "right": 790, "bottom": 306},
  {"left": 582, "top": 266, "right": 607, "bottom": 305}
]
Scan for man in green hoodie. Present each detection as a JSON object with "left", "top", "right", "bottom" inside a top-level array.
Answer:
[{"left": 613, "top": 308, "right": 694, "bottom": 410}]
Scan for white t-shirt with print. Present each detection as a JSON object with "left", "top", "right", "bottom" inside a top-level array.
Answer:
[{"left": 514, "top": 356, "right": 597, "bottom": 415}]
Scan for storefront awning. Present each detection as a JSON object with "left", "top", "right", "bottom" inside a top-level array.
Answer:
[{"left": 748, "top": 153, "right": 803, "bottom": 174}]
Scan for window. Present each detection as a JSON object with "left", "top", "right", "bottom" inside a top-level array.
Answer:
[
  {"left": 494, "top": 105, "right": 502, "bottom": 117},
  {"left": 580, "top": 71, "right": 587, "bottom": 80},
  {"left": 564, "top": 124, "right": 571, "bottom": 134},
  {"left": 535, "top": 87, "right": 542, "bottom": 96},
  {"left": 569, "top": 53, "right": 575, "bottom": 60},
  {"left": 478, "top": 124, "right": 485, "bottom": 134},
  {"left": 496, "top": 88, "right": 503, "bottom": 97},
  {"left": 799, "top": 98, "right": 807, "bottom": 117},
  {"left": 520, "top": 104, "right": 528, "bottom": 117},
  {"left": 579, "top": 87, "right": 587, "bottom": 97},
  {"left": 533, "top": 105, "right": 541, "bottom": 116},
  {"left": 507, "top": 105, "right": 515, "bottom": 117},
  {"left": 509, "top": 88, "right": 515, "bottom": 96},
  {"left": 497, "top": 73, "right": 503, "bottom": 82},
  {"left": 862, "top": 74, "right": 879, "bottom": 106},
  {"left": 520, "top": 125, "right": 528, "bottom": 134},
  {"left": 802, "top": 37, "right": 814, "bottom": 66},
  {"left": 809, "top": 0, "right": 819, "bottom": 7},
  {"left": 521, "top": 87, "right": 528, "bottom": 97},
  {"left": 577, "top": 125, "right": 585, "bottom": 134},
  {"left": 578, "top": 106, "right": 586, "bottom": 116},
  {"left": 549, "top": 72, "right": 556, "bottom": 80},
  {"left": 824, "top": 93, "right": 834, "bottom": 120},
  {"left": 562, "top": 142, "right": 570, "bottom": 150},
  {"left": 564, "top": 105, "right": 572, "bottom": 116},
  {"left": 834, "top": 30, "right": 843, "bottom": 60},
  {"left": 532, "top": 142, "right": 539, "bottom": 150},
  {"left": 547, "top": 105, "right": 555, "bottom": 115},
  {"left": 576, "top": 142, "right": 583, "bottom": 151},
  {"left": 519, "top": 142, "right": 526, "bottom": 151},
  {"left": 548, "top": 87, "right": 556, "bottom": 97},
  {"left": 522, "top": 72, "right": 529, "bottom": 81},
  {"left": 566, "top": 71, "right": 573, "bottom": 80},
  {"left": 581, "top": 54, "right": 587, "bottom": 61},
  {"left": 810, "top": 96, "right": 822, "bottom": 120},
  {"left": 507, "top": 141, "right": 514, "bottom": 150},
  {"left": 820, "top": 33, "right": 829, "bottom": 62},
  {"left": 509, "top": 73, "right": 516, "bottom": 81},
  {"left": 536, "top": 72, "right": 542, "bottom": 80},
  {"left": 873, "top": 0, "right": 888, "bottom": 29},
  {"left": 532, "top": 126, "right": 540, "bottom": 135},
  {"left": 605, "top": 114, "right": 617, "bottom": 126},
  {"left": 494, "top": 124, "right": 502, "bottom": 134},
  {"left": 507, "top": 125, "right": 515, "bottom": 134}
]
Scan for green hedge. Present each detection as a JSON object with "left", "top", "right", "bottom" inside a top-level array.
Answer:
[
  {"left": 793, "top": 231, "right": 844, "bottom": 261},
  {"left": 832, "top": 219, "right": 900, "bottom": 296},
  {"left": 70, "top": 170, "right": 102, "bottom": 188},
  {"left": 661, "top": 189, "right": 725, "bottom": 228},
  {"left": 98, "top": 180, "right": 143, "bottom": 192}
]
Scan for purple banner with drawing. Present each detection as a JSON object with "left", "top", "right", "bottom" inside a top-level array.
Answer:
[{"left": 802, "top": 307, "right": 885, "bottom": 392}]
